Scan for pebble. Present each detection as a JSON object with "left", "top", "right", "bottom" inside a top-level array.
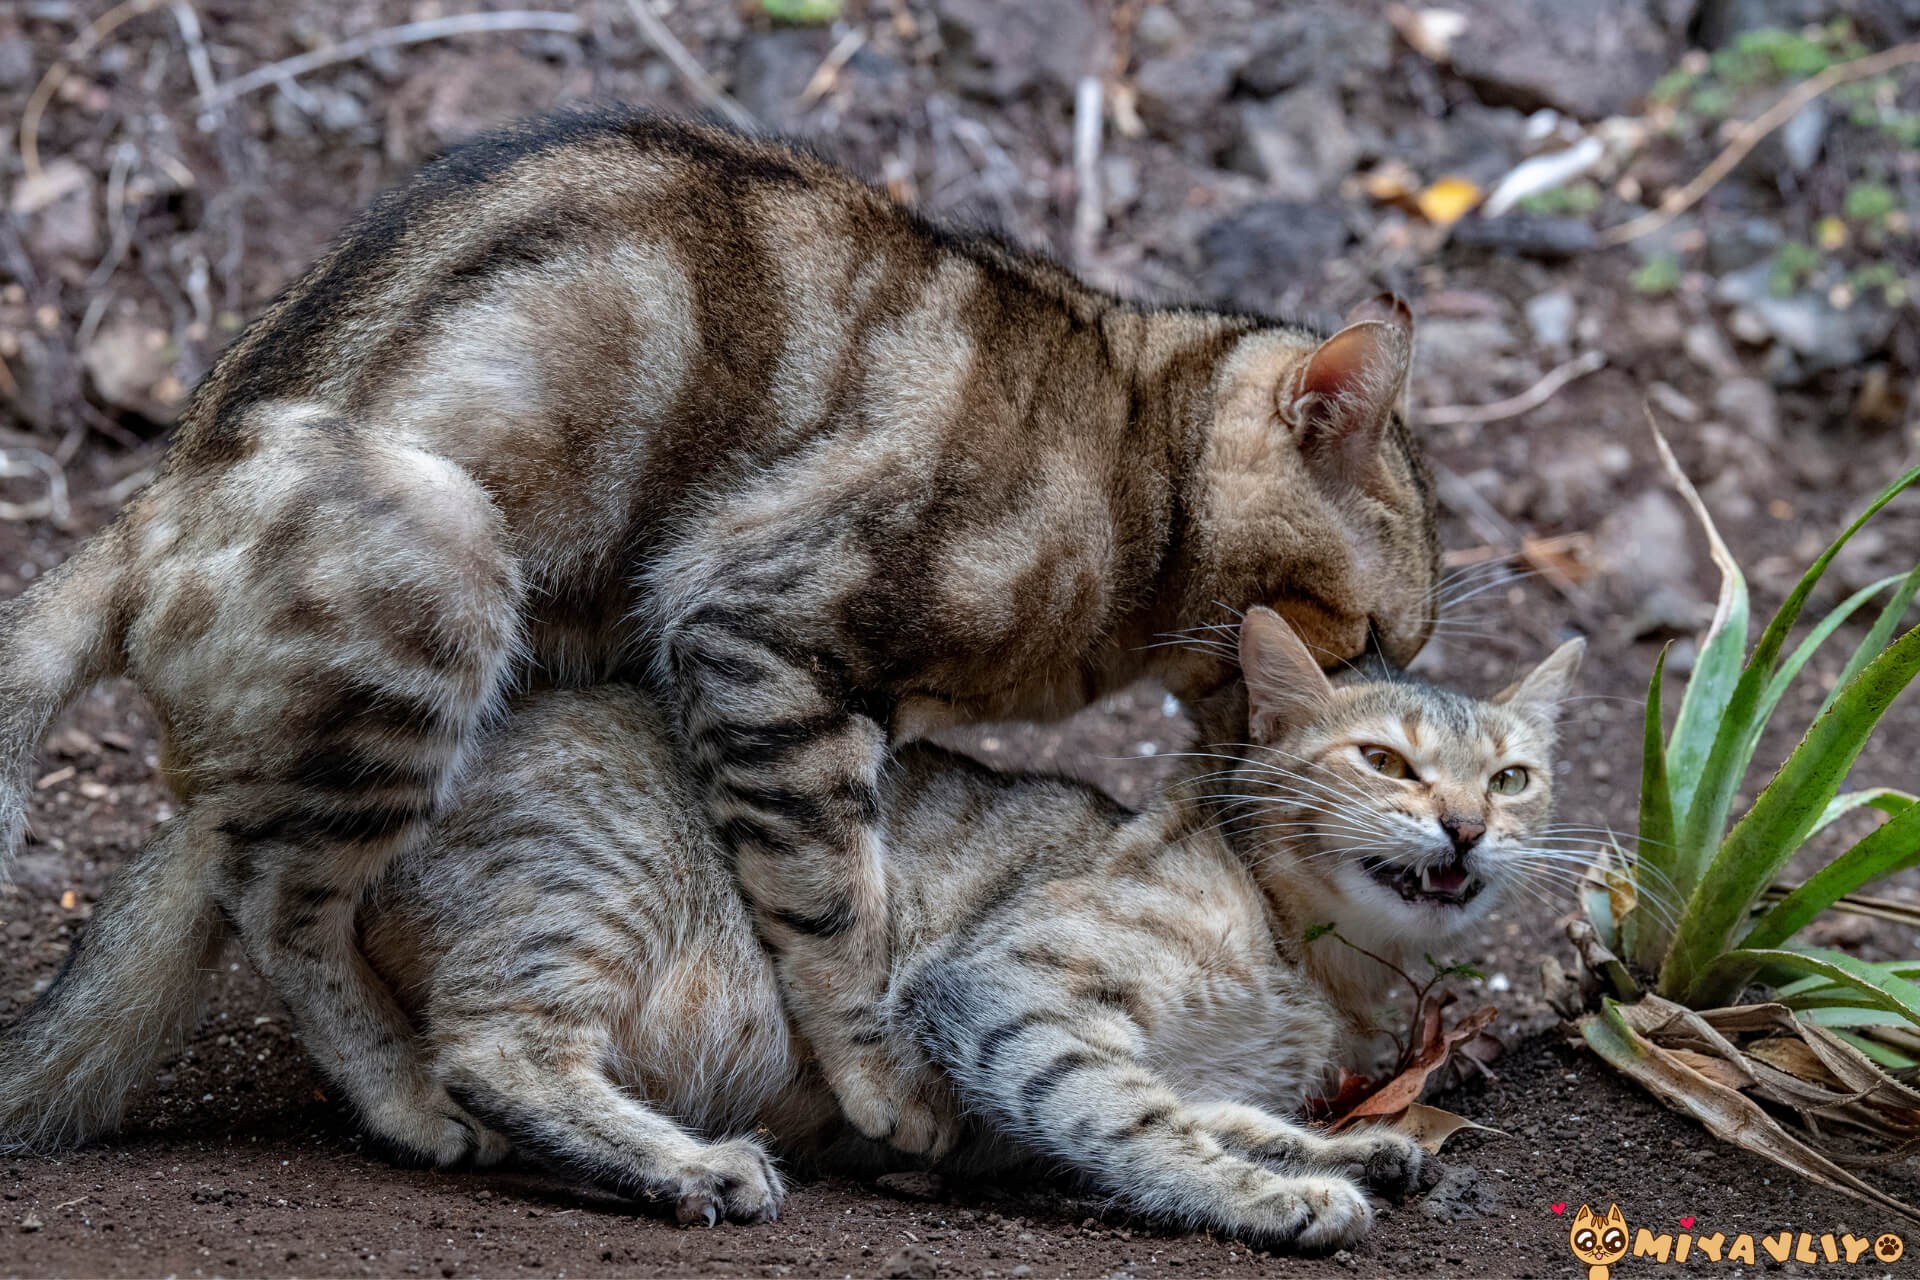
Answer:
[{"left": 1523, "top": 289, "right": 1576, "bottom": 350}]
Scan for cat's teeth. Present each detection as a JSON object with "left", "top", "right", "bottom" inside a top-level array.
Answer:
[{"left": 1419, "top": 866, "right": 1435, "bottom": 893}]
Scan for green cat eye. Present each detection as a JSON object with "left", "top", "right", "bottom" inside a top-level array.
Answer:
[
  {"left": 1489, "top": 766, "right": 1529, "bottom": 795},
  {"left": 1362, "top": 746, "right": 1413, "bottom": 780}
]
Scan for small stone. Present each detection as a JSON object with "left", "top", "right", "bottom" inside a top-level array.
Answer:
[
  {"left": 1778, "top": 99, "right": 1827, "bottom": 174},
  {"left": 1523, "top": 288, "right": 1575, "bottom": 350},
  {"left": 1645, "top": 381, "right": 1699, "bottom": 422},
  {"left": 874, "top": 1171, "right": 948, "bottom": 1202},
  {"left": 1195, "top": 200, "right": 1350, "bottom": 313},
  {"left": 18, "top": 1211, "right": 41, "bottom": 1233},
  {"left": 0, "top": 36, "right": 34, "bottom": 92},
  {"left": 1420, "top": 1165, "right": 1501, "bottom": 1222},
  {"left": 1227, "top": 87, "right": 1360, "bottom": 200},
  {"left": 1681, "top": 322, "right": 1740, "bottom": 379},
  {"left": 933, "top": 0, "right": 1098, "bottom": 102},
  {"left": 1133, "top": 4, "right": 1184, "bottom": 54},
  {"left": 880, "top": 1243, "right": 939, "bottom": 1279},
  {"left": 83, "top": 316, "right": 180, "bottom": 424},
  {"left": 733, "top": 27, "right": 831, "bottom": 126},
  {"left": 1443, "top": 0, "right": 1674, "bottom": 119},
  {"left": 1711, "top": 377, "right": 1778, "bottom": 444},
  {"left": 1133, "top": 47, "right": 1240, "bottom": 138}
]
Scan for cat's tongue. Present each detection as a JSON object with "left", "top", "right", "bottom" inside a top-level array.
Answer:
[{"left": 1423, "top": 859, "right": 1470, "bottom": 894}]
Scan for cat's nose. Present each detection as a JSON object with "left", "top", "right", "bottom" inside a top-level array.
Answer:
[{"left": 1441, "top": 814, "right": 1485, "bottom": 855}]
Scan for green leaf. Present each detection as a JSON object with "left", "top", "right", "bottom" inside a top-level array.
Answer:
[
  {"left": 1673, "top": 467, "right": 1920, "bottom": 896},
  {"left": 1703, "top": 947, "right": 1920, "bottom": 1028},
  {"left": 1828, "top": 560, "right": 1920, "bottom": 713},
  {"left": 1651, "top": 428, "right": 1749, "bottom": 837},
  {"left": 1661, "top": 621, "right": 1920, "bottom": 1003},
  {"left": 759, "top": 0, "right": 843, "bottom": 21},
  {"left": 1304, "top": 922, "right": 1336, "bottom": 943},
  {"left": 1813, "top": 787, "right": 1917, "bottom": 836},
  {"left": 1832, "top": 1029, "right": 1917, "bottom": 1071},
  {"left": 1631, "top": 643, "right": 1678, "bottom": 969},
  {"left": 1741, "top": 800, "right": 1920, "bottom": 951}
]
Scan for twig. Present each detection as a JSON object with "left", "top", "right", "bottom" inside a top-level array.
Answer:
[
  {"left": 167, "top": 0, "right": 222, "bottom": 129},
  {"left": 620, "top": 0, "right": 756, "bottom": 133},
  {"left": 1598, "top": 40, "right": 1920, "bottom": 248},
  {"left": 1421, "top": 350, "right": 1606, "bottom": 427},
  {"left": 199, "top": 11, "right": 586, "bottom": 109},
  {"left": 0, "top": 448, "right": 73, "bottom": 527},
  {"left": 21, "top": 0, "right": 169, "bottom": 182},
  {"left": 1071, "top": 75, "right": 1105, "bottom": 269},
  {"left": 797, "top": 27, "right": 866, "bottom": 110}
]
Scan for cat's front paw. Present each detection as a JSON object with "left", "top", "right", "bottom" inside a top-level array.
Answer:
[
  {"left": 832, "top": 1055, "right": 958, "bottom": 1159},
  {"left": 1230, "top": 1173, "right": 1373, "bottom": 1251},
  {"left": 1314, "top": 1125, "right": 1425, "bottom": 1200},
  {"left": 667, "top": 1136, "right": 786, "bottom": 1226},
  {"left": 364, "top": 1083, "right": 501, "bottom": 1169}
]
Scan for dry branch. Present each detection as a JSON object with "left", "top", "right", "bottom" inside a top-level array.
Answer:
[
  {"left": 621, "top": 0, "right": 757, "bottom": 133},
  {"left": 1599, "top": 41, "right": 1920, "bottom": 248},
  {"left": 1422, "top": 351, "right": 1606, "bottom": 427}
]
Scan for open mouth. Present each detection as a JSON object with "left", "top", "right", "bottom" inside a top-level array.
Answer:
[{"left": 1362, "top": 853, "right": 1484, "bottom": 907}]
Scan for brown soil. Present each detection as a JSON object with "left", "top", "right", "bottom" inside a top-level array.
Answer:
[{"left": 4, "top": 0, "right": 1920, "bottom": 1275}]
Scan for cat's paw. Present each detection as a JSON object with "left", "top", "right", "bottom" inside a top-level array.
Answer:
[
  {"left": 1229, "top": 1173, "right": 1374, "bottom": 1251},
  {"left": 667, "top": 1137, "right": 786, "bottom": 1226},
  {"left": 364, "top": 1084, "right": 499, "bottom": 1169},
  {"left": 833, "top": 1057, "right": 958, "bottom": 1159},
  {"left": 1313, "top": 1125, "right": 1425, "bottom": 1200}
]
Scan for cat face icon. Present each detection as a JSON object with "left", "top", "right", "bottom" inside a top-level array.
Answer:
[{"left": 1570, "top": 1203, "right": 1630, "bottom": 1278}]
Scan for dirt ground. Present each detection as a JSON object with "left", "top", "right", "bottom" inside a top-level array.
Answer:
[{"left": 4, "top": 0, "right": 1920, "bottom": 1275}]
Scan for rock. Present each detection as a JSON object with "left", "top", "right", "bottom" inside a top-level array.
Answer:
[
  {"left": 1227, "top": 87, "right": 1361, "bottom": 200},
  {"left": 1703, "top": 215, "right": 1783, "bottom": 275},
  {"left": 874, "top": 1171, "right": 947, "bottom": 1201},
  {"left": 734, "top": 26, "right": 832, "bottom": 125},
  {"left": 1778, "top": 100, "right": 1827, "bottom": 174},
  {"left": 1417, "top": 316, "right": 1516, "bottom": 380},
  {"left": 1444, "top": 0, "right": 1676, "bottom": 119},
  {"left": 0, "top": 36, "right": 34, "bottom": 92},
  {"left": 18, "top": 1210, "right": 42, "bottom": 1233},
  {"left": 10, "top": 158, "right": 100, "bottom": 263},
  {"left": 1133, "top": 46, "right": 1241, "bottom": 138},
  {"left": 880, "top": 1244, "right": 938, "bottom": 1279},
  {"left": 1523, "top": 288, "right": 1575, "bottom": 350},
  {"left": 1717, "top": 265, "right": 1892, "bottom": 376},
  {"left": 1194, "top": 201, "right": 1350, "bottom": 312},
  {"left": 1239, "top": 4, "right": 1392, "bottom": 97},
  {"left": 83, "top": 316, "right": 181, "bottom": 424},
  {"left": 1448, "top": 215, "right": 1596, "bottom": 259},
  {"left": 933, "top": 0, "right": 1098, "bottom": 102},
  {"left": 1711, "top": 377, "right": 1778, "bottom": 444},
  {"left": 1682, "top": 321, "right": 1740, "bottom": 379},
  {"left": 1697, "top": 0, "right": 1847, "bottom": 45},
  {"left": 0, "top": 329, "right": 64, "bottom": 433},
  {"left": 1594, "top": 489, "right": 1711, "bottom": 640},
  {"left": 1133, "top": 4, "right": 1185, "bottom": 54},
  {"left": 1420, "top": 1164, "right": 1500, "bottom": 1222}
]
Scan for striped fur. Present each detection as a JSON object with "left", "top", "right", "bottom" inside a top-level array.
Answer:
[
  {"left": 0, "top": 109, "right": 1438, "bottom": 1160},
  {"left": 348, "top": 611, "right": 1574, "bottom": 1245}
]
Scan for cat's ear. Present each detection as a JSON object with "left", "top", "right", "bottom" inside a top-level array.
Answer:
[
  {"left": 1239, "top": 605, "right": 1336, "bottom": 742},
  {"left": 1571, "top": 1204, "right": 1595, "bottom": 1227},
  {"left": 1282, "top": 294, "right": 1414, "bottom": 496},
  {"left": 1495, "top": 637, "right": 1585, "bottom": 729},
  {"left": 1604, "top": 1204, "right": 1627, "bottom": 1227}
]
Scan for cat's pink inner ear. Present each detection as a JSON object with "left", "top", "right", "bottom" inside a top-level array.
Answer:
[
  {"left": 1238, "top": 606, "right": 1335, "bottom": 742},
  {"left": 1286, "top": 316, "right": 1413, "bottom": 492},
  {"left": 1344, "top": 292, "right": 1414, "bottom": 334}
]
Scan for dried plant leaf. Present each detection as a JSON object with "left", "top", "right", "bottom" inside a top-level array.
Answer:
[
  {"left": 1327, "top": 1005, "right": 1499, "bottom": 1130},
  {"left": 1390, "top": 1103, "right": 1501, "bottom": 1154},
  {"left": 1416, "top": 176, "right": 1482, "bottom": 227},
  {"left": 1667, "top": 1047, "right": 1754, "bottom": 1090}
]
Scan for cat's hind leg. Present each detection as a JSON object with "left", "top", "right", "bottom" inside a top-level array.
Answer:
[
  {"left": 434, "top": 1019, "right": 785, "bottom": 1225},
  {"left": 129, "top": 416, "right": 525, "bottom": 1165}
]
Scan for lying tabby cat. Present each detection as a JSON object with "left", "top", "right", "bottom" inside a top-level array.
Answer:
[
  {"left": 0, "top": 109, "right": 1440, "bottom": 1161},
  {"left": 349, "top": 609, "right": 1561, "bottom": 1245}
]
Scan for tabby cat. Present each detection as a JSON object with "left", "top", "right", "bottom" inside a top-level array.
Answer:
[
  {"left": 30, "top": 609, "right": 1575, "bottom": 1247},
  {"left": 0, "top": 109, "right": 1439, "bottom": 1162}
]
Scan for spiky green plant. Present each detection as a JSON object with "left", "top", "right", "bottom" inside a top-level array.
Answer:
[{"left": 1571, "top": 434, "right": 1920, "bottom": 1218}]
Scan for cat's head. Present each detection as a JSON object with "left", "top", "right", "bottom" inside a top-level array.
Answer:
[
  {"left": 1225, "top": 605, "right": 1583, "bottom": 943},
  {"left": 1569, "top": 1204, "right": 1630, "bottom": 1266},
  {"left": 1191, "top": 296, "right": 1437, "bottom": 675}
]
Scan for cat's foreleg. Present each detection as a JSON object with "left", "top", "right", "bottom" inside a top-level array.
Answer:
[
  {"left": 658, "top": 572, "right": 955, "bottom": 1157},
  {"left": 1186, "top": 1100, "right": 1425, "bottom": 1198}
]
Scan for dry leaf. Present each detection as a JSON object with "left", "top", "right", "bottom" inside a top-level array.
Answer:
[
  {"left": 59, "top": 889, "right": 77, "bottom": 910},
  {"left": 1667, "top": 1046, "right": 1753, "bottom": 1090},
  {"left": 1389, "top": 1102, "right": 1502, "bottom": 1153},
  {"left": 1416, "top": 176, "right": 1482, "bottom": 227},
  {"left": 1330, "top": 1004, "right": 1500, "bottom": 1129}
]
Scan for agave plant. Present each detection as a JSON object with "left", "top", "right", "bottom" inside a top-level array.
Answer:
[{"left": 1567, "top": 430, "right": 1920, "bottom": 1219}]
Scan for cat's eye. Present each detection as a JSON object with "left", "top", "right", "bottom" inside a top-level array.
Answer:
[
  {"left": 1361, "top": 746, "right": 1413, "bottom": 780},
  {"left": 1602, "top": 1229, "right": 1626, "bottom": 1251},
  {"left": 1489, "top": 766, "right": 1529, "bottom": 796},
  {"left": 1574, "top": 1230, "right": 1596, "bottom": 1251}
]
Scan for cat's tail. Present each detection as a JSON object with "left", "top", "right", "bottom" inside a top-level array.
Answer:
[
  {"left": 0, "top": 525, "right": 130, "bottom": 871},
  {"left": 0, "top": 818, "right": 225, "bottom": 1151}
]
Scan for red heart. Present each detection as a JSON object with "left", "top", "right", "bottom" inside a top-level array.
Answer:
[
  {"left": 1680, "top": 1216, "right": 1695, "bottom": 1229},
  {"left": 1551, "top": 1203, "right": 1567, "bottom": 1215}
]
